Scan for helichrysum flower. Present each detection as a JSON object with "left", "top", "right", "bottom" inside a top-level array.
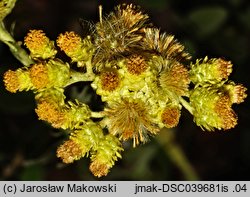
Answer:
[
  {"left": 89, "top": 134, "right": 123, "bottom": 177},
  {"left": 57, "top": 32, "right": 94, "bottom": 64},
  {"left": 100, "top": 68, "right": 120, "bottom": 92},
  {"left": 29, "top": 60, "right": 70, "bottom": 90},
  {"left": 56, "top": 139, "right": 85, "bottom": 164},
  {"left": 159, "top": 61, "right": 190, "bottom": 98},
  {"left": 2, "top": 3, "right": 247, "bottom": 178},
  {"left": 35, "top": 88, "right": 66, "bottom": 107},
  {"left": 36, "top": 98, "right": 92, "bottom": 130},
  {"left": 35, "top": 100, "right": 65, "bottom": 128},
  {"left": 126, "top": 54, "right": 148, "bottom": 75},
  {"left": 161, "top": 105, "right": 181, "bottom": 128},
  {"left": 190, "top": 86, "right": 237, "bottom": 131},
  {"left": 24, "top": 30, "right": 57, "bottom": 59},
  {"left": 93, "top": 4, "right": 148, "bottom": 67},
  {"left": 222, "top": 81, "right": 247, "bottom": 104},
  {"left": 190, "top": 57, "right": 233, "bottom": 85},
  {"left": 29, "top": 63, "right": 49, "bottom": 89},
  {"left": 57, "top": 122, "right": 104, "bottom": 163},
  {"left": 142, "top": 28, "right": 191, "bottom": 62},
  {"left": 104, "top": 99, "right": 159, "bottom": 147},
  {"left": 63, "top": 101, "right": 92, "bottom": 130},
  {"left": 4, "top": 68, "right": 33, "bottom": 93},
  {"left": 115, "top": 4, "right": 149, "bottom": 29}
]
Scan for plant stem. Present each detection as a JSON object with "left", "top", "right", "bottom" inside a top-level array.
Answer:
[
  {"left": 157, "top": 128, "right": 199, "bottom": 180},
  {"left": 0, "top": 22, "right": 34, "bottom": 66},
  {"left": 91, "top": 111, "right": 105, "bottom": 118},
  {"left": 179, "top": 97, "right": 194, "bottom": 114},
  {"left": 0, "top": 0, "right": 17, "bottom": 21},
  {"left": 65, "top": 70, "right": 95, "bottom": 87}
]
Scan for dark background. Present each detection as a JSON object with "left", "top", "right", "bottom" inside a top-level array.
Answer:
[{"left": 0, "top": 0, "right": 249, "bottom": 180}]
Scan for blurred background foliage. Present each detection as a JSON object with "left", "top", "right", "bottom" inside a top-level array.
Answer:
[{"left": 0, "top": 0, "right": 249, "bottom": 180}]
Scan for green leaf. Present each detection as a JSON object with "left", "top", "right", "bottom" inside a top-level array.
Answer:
[{"left": 188, "top": 6, "right": 228, "bottom": 37}]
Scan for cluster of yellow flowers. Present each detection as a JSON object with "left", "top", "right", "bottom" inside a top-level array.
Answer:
[{"left": 3, "top": 4, "right": 247, "bottom": 177}]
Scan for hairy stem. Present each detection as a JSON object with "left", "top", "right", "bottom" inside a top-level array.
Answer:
[
  {"left": 157, "top": 129, "right": 199, "bottom": 180},
  {"left": 65, "top": 70, "right": 95, "bottom": 87},
  {"left": 91, "top": 111, "right": 105, "bottom": 118},
  {"left": 179, "top": 97, "right": 194, "bottom": 114}
]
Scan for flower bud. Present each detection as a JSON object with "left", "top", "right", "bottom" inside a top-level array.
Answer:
[
  {"left": 35, "top": 100, "right": 65, "bottom": 128},
  {"left": 190, "top": 87, "right": 237, "bottom": 131},
  {"left": 90, "top": 134, "right": 123, "bottom": 177},
  {"left": 4, "top": 68, "right": 33, "bottom": 93},
  {"left": 56, "top": 139, "right": 84, "bottom": 164},
  {"left": 190, "top": 57, "right": 233, "bottom": 85},
  {"left": 57, "top": 122, "right": 105, "bottom": 164},
  {"left": 24, "top": 30, "right": 57, "bottom": 59},
  {"left": 159, "top": 61, "right": 190, "bottom": 98},
  {"left": 29, "top": 60, "right": 70, "bottom": 89},
  {"left": 126, "top": 54, "right": 148, "bottom": 75},
  {"left": 100, "top": 68, "right": 120, "bottom": 91},
  {"left": 57, "top": 32, "right": 94, "bottom": 64},
  {"left": 63, "top": 101, "right": 92, "bottom": 130},
  {"left": 223, "top": 82, "right": 247, "bottom": 104},
  {"left": 161, "top": 105, "right": 181, "bottom": 128}
]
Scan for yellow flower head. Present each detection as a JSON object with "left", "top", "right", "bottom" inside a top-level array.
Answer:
[
  {"left": 223, "top": 82, "right": 247, "bottom": 104},
  {"left": 35, "top": 88, "right": 66, "bottom": 107},
  {"left": 3, "top": 70, "right": 20, "bottom": 93},
  {"left": 214, "top": 95, "right": 237, "bottom": 130},
  {"left": 89, "top": 160, "right": 109, "bottom": 177},
  {"left": 24, "top": 30, "right": 57, "bottom": 59},
  {"left": 90, "top": 134, "right": 123, "bottom": 177},
  {"left": 161, "top": 106, "right": 181, "bottom": 128},
  {"left": 190, "top": 86, "right": 238, "bottom": 131},
  {"left": 57, "top": 139, "right": 84, "bottom": 164},
  {"left": 57, "top": 32, "right": 82, "bottom": 54},
  {"left": 35, "top": 101, "right": 65, "bottom": 128},
  {"left": 29, "top": 63, "right": 49, "bottom": 89},
  {"left": 104, "top": 99, "right": 159, "bottom": 147},
  {"left": 29, "top": 60, "right": 70, "bottom": 90},
  {"left": 100, "top": 68, "right": 120, "bottom": 92},
  {"left": 57, "top": 123, "right": 104, "bottom": 164},
  {"left": 4, "top": 69, "right": 33, "bottom": 93},
  {"left": 57, "top": 32, "right": 93, "bottom": 64},
  {"left": 190, "top": 57, "right": 233, "bottom": 85},
  {"left": 63, "top": 101, "right": 92, "bottom": 130},
  {"left": 159, "top": 61, "right": 190, "bottom": 98},
  {"left": 126, "top": 54, "right": 148, "bottom": 75}
]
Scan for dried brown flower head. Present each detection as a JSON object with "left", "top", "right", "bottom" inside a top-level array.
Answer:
[
  {"left": 160, "top": 61, "right": 190, "bottom": 97},
  {"left": 104, "top": 99, "right": 159, "bottom": 147},
  {"left": 143, "top": 28, "right": 191, "bottom": 61}
]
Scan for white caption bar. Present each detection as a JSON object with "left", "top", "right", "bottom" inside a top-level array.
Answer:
[{"left": 0, "top": 181, "right": 249, "bottom": 197}]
